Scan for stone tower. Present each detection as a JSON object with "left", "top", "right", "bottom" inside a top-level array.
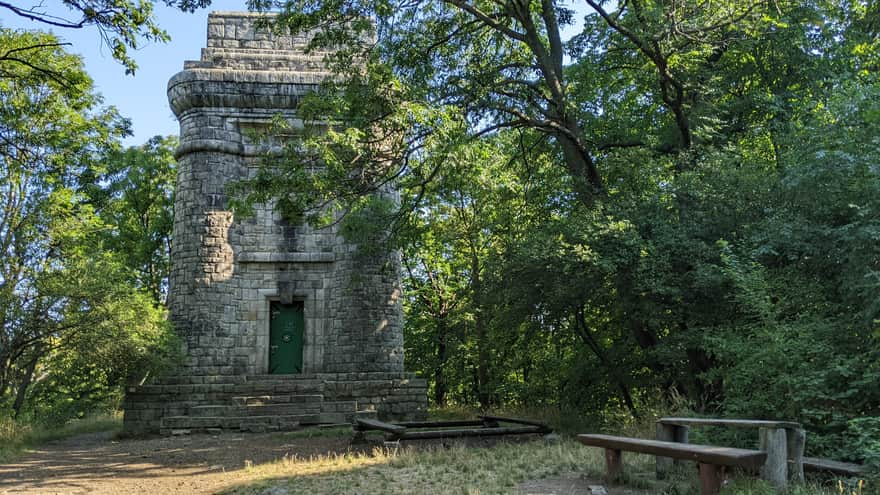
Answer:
[{"left": 123, "top": 12, "right": 426, "bottom": 435}]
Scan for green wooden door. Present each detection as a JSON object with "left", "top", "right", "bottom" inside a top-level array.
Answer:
[{"left": 269, "top": 301, "right": 304, "bottom": 374}]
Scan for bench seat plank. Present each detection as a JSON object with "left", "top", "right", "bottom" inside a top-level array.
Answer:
[
  {"left": 803, "top": 457, "right": 865, "bottom": 476},
  {"left": 400, "top": 425, "right": 543, "bottom": 440},
  {"left": 577, "top": 434, "right": 767, "bottom": 470},
  {"left": 395, "top": 420, "right": 485, "bottom": 428},
  {"left": 354, "top": 418, "right": 407, "bottom": 435},
  {"left": 658, "top": 417, "right": 801, "bottom": 430},
  {"left": 479, "top": 415, "right": 550, "bottom": 429}
]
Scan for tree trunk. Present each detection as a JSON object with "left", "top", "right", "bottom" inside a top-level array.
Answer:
[
  {"left": 12, "top": 354, "right": 39, "bottom": 418},
  {"left": 0, "top": 369, "right": 8, "bottom": 400},
  {"left": 558, "top": 132, "right": 604, "bottom": 202},
  {"left": 574, "top": 307, "right": 640, "bottom": 419},
  {"left": 0, "top": 351, "right": 11, "bottom": 400},
  {"left": 434, "top": 317, "right": 449, "bottom": 407},
  {"left": 471, "top": 250, "right": 491, "bottom": 409}
]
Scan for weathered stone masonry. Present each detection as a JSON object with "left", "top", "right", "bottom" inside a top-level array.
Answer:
[{"left": 123, "top": 12, "right": 426, "bottom": 434}]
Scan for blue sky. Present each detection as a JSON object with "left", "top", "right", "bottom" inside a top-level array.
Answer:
[{"left": 2, "top": 0, "right": 246, "bottom": 146}]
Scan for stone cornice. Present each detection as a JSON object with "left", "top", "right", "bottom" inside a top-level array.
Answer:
[
  {"left": 173, "top": 138, "right": 244, "bottom": 160},
  {"left": 167, "top": 71, "right": 323, "bottom": 116}
]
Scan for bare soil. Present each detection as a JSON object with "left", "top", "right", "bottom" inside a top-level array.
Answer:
[
  {"left": 0, "top": 430, "right": 644, "bottom": 495},
  {"left": 0, "top": 430, "right": 367, "bottom": 494},
  {"left": 517, "top": 473, "right": 647, "bottom": 495}
]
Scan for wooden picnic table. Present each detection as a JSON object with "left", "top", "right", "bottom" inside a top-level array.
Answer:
[{"left": 656, "top": 417, "right": 806, "bottom": 489}]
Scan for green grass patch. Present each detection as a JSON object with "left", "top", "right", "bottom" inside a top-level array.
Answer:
[
  {"left": 0, "top": 412, "right": 122, "bottom": 463},
  {"left": 720, "top": 477, "right": 868, "bottom": 495},
  {"left": 280, "top": 425, "right": 352, "bottom": 440}
]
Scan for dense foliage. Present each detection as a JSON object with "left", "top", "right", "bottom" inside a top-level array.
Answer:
[
  {"left": 0, "top": 30, "right": 178, "bottom": 424},
  {"left": 236, "top": 0, "right": 880, "bottom": 466},
  {"left": 88, "top": 136, "right": 177, "bottom": 304}
]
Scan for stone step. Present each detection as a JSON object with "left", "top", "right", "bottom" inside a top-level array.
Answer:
[
  {"left": 156, "top": 398, "right": 329, "bottom": 413},
  {"left": 129, "top": 382, "right": 323, "bottom": 397},
  {"left": 160, "top": 413, "right": 320, "bottom": 432},
  {"left": 149, "top": 374, "right": 324, "bottom": 387},
  {"left": 231, "top": 395, "right": 272, "bottom": 406},
  {"left": 231, "top": 394, "right": 324, "bottom": 406},
  {"left": 243, "top": 403, "right": 324, "bottom": 416},
  {"left": 187, "top": 405, "right": 229, "bottom": 417},
  {"left": 151, "top": 375, "right": 247, "bottom": 386},
  {"left": 188, "top": 403, "right": 324, "bottom": 417},
  {"left": 231, "top": 381, "right": 324, "bottom": 394},
  {"left": 320, "top": 401, "right": 358, "bottom": 413},
  {"left": 129, "top": 384, "right": 235, "bottom": 395},
  {"left": 319, "top": 410, "right": 377, "bottom": 424},
  {"left": 158, "top": 409, "right": 375, "bottom": 432},
  {"left": 245, "top": 374, "right": 321, "bottom": 381}
]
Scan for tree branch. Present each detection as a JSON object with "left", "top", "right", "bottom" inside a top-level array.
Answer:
[
  {"left": 0, "top": 2, "right": 88, "bottom": 29},
  {"left": 444, "top": 0, "right": 528, "bottom": 42}
]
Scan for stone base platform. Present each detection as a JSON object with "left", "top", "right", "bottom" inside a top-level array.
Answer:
[{"left": 123, "top": 372, "right": 427, "bottom": 435}]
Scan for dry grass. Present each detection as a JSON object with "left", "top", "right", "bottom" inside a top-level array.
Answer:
[
  {"left": 223, "top": 432, "right": 870, "bottom": 495},
  {"left": 224, "top": 437, "right": 610, "bottom": 494},
  {"left": 221, "top": 435, "right": 681, "bottom": 495}
]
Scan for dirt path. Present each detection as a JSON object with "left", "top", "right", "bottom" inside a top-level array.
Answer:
[
  {"left": 0, "top": 430, "right": 365, "bottom": 494},
  {"left": 0, "top": 431, "right": 643, "bottom": 495}
]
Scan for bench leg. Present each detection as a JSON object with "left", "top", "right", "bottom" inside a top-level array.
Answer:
[
  {"left": 674, "top": 425, "right": 690, "bottom": 443},
  {"left": 787, "top": 428, "right": 805, "bottom": 482},
  {"left": 759, "top": 427, "right": 788, "bottom": 490},
  {"left": 350, "top": 429, "right": 366, "bottom": 444},
  {"left": 656, "top": 424, "right": 690, "bottom": 479},
  {"left": 698, "top": 463, "right": 723, "bottom": 495},
  {"left": 656, "top": 424, "right": 673, "bottom": 479},
  {"left": 605, "top": 448, "right": 622, "bottom": 483}
]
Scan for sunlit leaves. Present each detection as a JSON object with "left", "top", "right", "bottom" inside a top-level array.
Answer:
[{"left": 0, "top": 32, "right": 174, "bottom": 421}]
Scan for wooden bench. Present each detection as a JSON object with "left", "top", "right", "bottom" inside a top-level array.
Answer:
[
  {"left": 578, "top": 434, "right": 766, "bottom": 495},
  {"left": 578, "top": 434, "right": 767, "bottom": 495},
  {"left": 656, "top": 417, "right": 806, "bottom": 489}
]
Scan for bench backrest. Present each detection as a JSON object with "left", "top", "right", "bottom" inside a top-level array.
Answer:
[{"left": 657, "top": 417, "right": 801, "bottom": 430}]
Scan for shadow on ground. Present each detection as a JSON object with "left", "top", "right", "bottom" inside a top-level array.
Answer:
[
  {"left": 0, "top": 429, "right": 370, "bottom": 494},
  {"left": 0, "top": 430, "right": 655, "bottom": 495}
]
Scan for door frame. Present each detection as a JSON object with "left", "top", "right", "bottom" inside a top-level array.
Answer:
[
  {"left": 254, "top": 286, "right": 326, "bottom": 375},
  {"left": 268, "top": 300, "right": 305, "bottom": 374}
]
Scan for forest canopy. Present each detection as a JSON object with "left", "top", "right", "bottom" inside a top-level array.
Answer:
[{"left": 233, "top": 0, "right": 880, "bottom": 466}]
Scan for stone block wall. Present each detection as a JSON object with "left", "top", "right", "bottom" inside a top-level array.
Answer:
[
  {"left": 166, "top": 11, "right": 406, "bottom": 377},
  {"left": 320, "top": 373, "right": 428, "bottom": 421}
]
